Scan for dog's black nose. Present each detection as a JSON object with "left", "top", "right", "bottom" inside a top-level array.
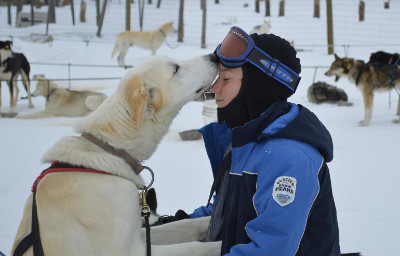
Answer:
[{"left": 208, "top": 53, "right": 219, "bottom": 63}]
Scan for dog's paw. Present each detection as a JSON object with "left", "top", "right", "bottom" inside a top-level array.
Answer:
[
  {"left": 358, "top": 120, "right": 369, "bottom": 127},
  {"left": 391, "top": 118, "right": 400, "bottom": 124}
]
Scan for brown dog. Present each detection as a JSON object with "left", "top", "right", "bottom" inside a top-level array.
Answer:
[{"left": 325, "top": 54, "right": 400, "bottom": 126}]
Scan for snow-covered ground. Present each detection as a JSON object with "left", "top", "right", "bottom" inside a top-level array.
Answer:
[{"left": 1, "top": 0, "right": 400, "bottom": 255}]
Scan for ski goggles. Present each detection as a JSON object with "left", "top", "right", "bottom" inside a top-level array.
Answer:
[{"left": 214, "top": 26, "right": 301, "bottom": 92}]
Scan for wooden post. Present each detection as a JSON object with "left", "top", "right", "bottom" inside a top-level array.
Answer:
[
  {"left": 48, "top": 0, "right": 56, "bottom": 23},
  {"left": 7, "top": 0, "right": 12, "bottom": 25},
  {"left": 359, "top": 1, "right": 365, "bottom": 21},
  {"left": 384, "top": 0, "right": 390, "bottom": 9},
  {"left": 15, "top": 0, "right": 23, "bottom": 25},
  {"left": 215, "top": 0, "right": 219, "bottom": 3},
  {"left": 178, "top": 0, "right": 184, "bottom": 42},
  {"left": 80, "top": 0, "right": 86, "bottom": 22},
  {"left": 70, "top": 0, "right": 75, "bottom": 25},
  {"left": 126, "top": 0, "right": 131, "bottom": 31},
  {"left": 265, "top": 0, "right": 270, "bottom": 16},
  {"left": 138, "top": 0, "right": 144, "bottom": 31},
  {"left": 201, "top": 0, "right": 206, "bottom": 49},
  {"left": 95, "top": 0, "right": 100, "bottom": 26},
  {"left": 35, "top": 0, "right": 42, "bottom": 8},
  {"left": 30, "top": 0, "right": 34, "bottom": 25},
  {"left": 279, "top": 0, "right": 285, "bottom": 17},
  {"left": 255, "top": 0, "right": 259, "bottom": 13},
  {"left": 397, "top": 97, "right": 400, "bottom": 116},
  {"left": 156, "top": 0, "right": 161, "bottom": 8},
  {"left": 314, "top": 0, "right": 320, "bottom": 18},
  {"left": 326, "top": 0, "right": 334, "bottom": 54},
  {"left": 96, "top": 0, "right": 108, "bottom": 37}
]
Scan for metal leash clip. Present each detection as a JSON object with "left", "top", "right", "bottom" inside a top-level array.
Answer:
[
  {"left": 141, "top": 186, "right": 152, "bottom": 256},
  {"left": 141, "top": 186, "right": 151, "bottom": 216}
]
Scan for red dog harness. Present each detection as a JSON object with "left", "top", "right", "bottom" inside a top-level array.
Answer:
[
  {"left": 31, "top": 161, "right": 114, "bottom": 192},
  {"left": 14, "top": 161, "right": 114, "bottom": 256}
]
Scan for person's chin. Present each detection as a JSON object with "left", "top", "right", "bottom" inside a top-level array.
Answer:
[{"left": 215, "top": 100, "right": 225, "bottom": 108}]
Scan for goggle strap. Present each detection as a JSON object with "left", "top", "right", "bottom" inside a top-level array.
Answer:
[{"left": 247, "top": 48, "right": 301, "bottom": 92}]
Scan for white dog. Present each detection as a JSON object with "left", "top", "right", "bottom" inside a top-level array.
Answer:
[
  {"left": 250, "top": 20, "right": 271, "bottom": 34},
  {"left": 11, "top": 54, "right": 220, "bottom": 256},
  {"left": 111, "top": 22, "right": 175, "bottom": 66},
  {"left": 16, "top": 74, "right": 107, "bottom": 118}
]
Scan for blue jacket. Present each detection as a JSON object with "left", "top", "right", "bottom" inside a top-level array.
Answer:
[{"left": 191, "top": 101, "right": 340, "bottom": 256}]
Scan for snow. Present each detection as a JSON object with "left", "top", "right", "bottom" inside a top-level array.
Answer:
[{"left": 1, "top": 0, "right": 400, "bottom": 255}]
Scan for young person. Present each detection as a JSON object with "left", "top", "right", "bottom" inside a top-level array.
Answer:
[{"left": 190, "top": 26, "right": 341, "bottom": 255}]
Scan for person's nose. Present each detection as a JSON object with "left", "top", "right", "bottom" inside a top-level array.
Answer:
[{"left": 210, "top": 77, "right": 221, "bottom": 94}]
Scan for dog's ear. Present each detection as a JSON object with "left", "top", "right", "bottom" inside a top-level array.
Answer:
[
  {"left": 334, "top": 53, "right": 339, "bottom": 60},
  {"left": 125, "top": 76, "right": 150, "bottom": 128}
]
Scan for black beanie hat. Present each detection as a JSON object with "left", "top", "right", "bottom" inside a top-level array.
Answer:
[{"left": 217, "top": 33, "right": 301, "bottom": 128}]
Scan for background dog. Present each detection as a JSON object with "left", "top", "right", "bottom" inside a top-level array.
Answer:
[
  {"left": 11, "top": 54, "right": 220, "bottom": 256},
  {"left": 111, "top": 22, "right": 175, "bottom": 66},
  {"left": 368, "top": 50, "right": 400, "bottom": 67},
  {"left": 0, "top": 41, "right": 33, "bottom": 109},
  {"left": 250, "top": 20, "right": 271, "bottom": 34},
  {"left": 16, "top": 74, "right": 107, "bottom": 118},
  {"left": 0, "top": 40, "right": 13, "bottom": 60},
  {"left": 307, "top": 81, "right": 348, "bottom": 104},
  {"left": 325, "top": 54, "right": 400, "bottom": 126}
]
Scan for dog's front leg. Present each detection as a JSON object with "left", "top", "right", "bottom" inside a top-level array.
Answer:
[
  {"left": 359, "top": 90, "right": 374, "bottom": 126},
  {"left": 142, "top": 216, "right": 211, "bottom": 245}
]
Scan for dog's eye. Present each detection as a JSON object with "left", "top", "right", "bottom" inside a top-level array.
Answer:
[{"left": 172, "top": 64, "right": 180, "bottom": 74}]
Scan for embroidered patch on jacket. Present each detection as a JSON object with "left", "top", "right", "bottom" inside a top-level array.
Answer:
[{"left": 272, "top": 176, "right": 297, "bottom": 207}]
